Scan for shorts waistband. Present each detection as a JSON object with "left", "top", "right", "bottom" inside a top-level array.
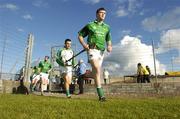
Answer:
[{"left": 88, "top": 44, "right": 105, "bottom": 51}]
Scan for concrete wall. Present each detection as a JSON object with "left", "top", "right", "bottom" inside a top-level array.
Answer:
[
  {"left": 1, "top": 79, "right": 180, "bottom": 96},
  {"left": 84, "top": 82, "right": 180, "bottom": 95},
  {"left": 110, "top": 76, "right": 180, "bottom": 83},
  {"left": 0, "top": 80, "right": 29, "bottom": 94}
]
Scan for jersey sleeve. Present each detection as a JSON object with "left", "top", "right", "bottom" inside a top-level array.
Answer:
[
  {"left": 106, "top": 27, "right": 112, "bottom": 42},
  {"left": 38, "top": 61, "right": 42, "bottom": 68},
  {"left": 38, "top": 61, "right": 43, "bottom": 72},
  {"left": 78, "top": 24, "right": 89, "bottom": 38},
  {"left": 49, "top": 63, "right": 52, "bottom": 69},
  {"left": 72, "top": 50, "right": 77, "bottom": 66},
  {"left": 56, "top": 49, "right": 64, "bottom": 66}
]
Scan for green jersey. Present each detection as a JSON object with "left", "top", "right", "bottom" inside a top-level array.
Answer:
[
  {"left": 78, "top": 20, "right": 112, "bottom": 51},
  {"left": 56, "top": 48, "right": 75, "bottom": 66},
  {"left": 33, "top": 66, "right": 39, "bottom": 75},
  {"left": 38, "top": 60, "right": 52, "bottom": 73}
]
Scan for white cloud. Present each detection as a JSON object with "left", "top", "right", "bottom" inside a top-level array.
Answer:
[
  {"left": 32, "top": 0, "right": 48, "bottom": 8},
  {"left": 136, "top": 35, "right": 142, "bottom": 39},
  {"left": 139, "top": 9, "right": 149, "bottom": 16},
  {"left": 122, "top": 29, "right": 131, "bottom": 35},
  {"left": 81, "top": 0, "right": 101, "bottom": 4},
  {"left": 22, "top": 14, "right": 33, "bottom": 20},
  {"left": 142, "top": 7, "right": 180, "bottom": 32},
  {"left": 139, "top": 11, "right": 144, "bottom": 16},
  {"left": 157, "top": 29, "right": 180, "bottom": 54},
  {"left": 128, "top": 0, "right": 142, "bottom": 13},
  {"left": 155, "top": 29, "right": 180, "bottom": 71},
  {"left": 115, "top": 0, "right": 142, "bottom": 17},
  {"left": 103, "top": 35, "right": 166, "bottom": 76},
  {"left": 0, "top": 3, "right": 18, "bottom": 11},
  {"left": 17, "top": 28, "right": 24, "bottom": 32},
  {"left": 116, "top": 7, "right": 128, "bottom": 17},
  {"left": 115, "top": 0, "right": 126, "bottom": 4}
]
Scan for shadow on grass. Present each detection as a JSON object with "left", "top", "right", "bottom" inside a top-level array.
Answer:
[{"left": 12, "top": 79, "right": 29, "bottom": 95}]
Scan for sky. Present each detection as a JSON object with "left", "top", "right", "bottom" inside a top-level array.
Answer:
[{"left": 0, "top": 0, "right": 180, "bottom": 76}]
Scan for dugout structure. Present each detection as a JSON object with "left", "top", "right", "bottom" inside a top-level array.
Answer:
[{"left": 49, "top": 44, "right": 77, "bottom": 92}]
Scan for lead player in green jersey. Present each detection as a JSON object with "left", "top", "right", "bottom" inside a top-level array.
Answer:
[{"left": 78, "top": 7, "right": 112, "bottom": 101}]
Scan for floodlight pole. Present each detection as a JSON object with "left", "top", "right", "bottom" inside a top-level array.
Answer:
[
  {"left": 152, "top": 39, "right": 157, "bottom": 83},
  {"left": 24, "top": 34, "right": 34, "bottom": 82},
  {"left": 0, "top": 34, "right": 7, "bottom": 80}
]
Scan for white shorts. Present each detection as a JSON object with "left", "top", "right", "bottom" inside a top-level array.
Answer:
[
  {"left": 59, "top": 66, "right": 73, "bottom": 76},
  {"left": 32, "top": 74, "right": 40, "bottom": 84},
  {"left": 88, "top": 49, "right": 104, "bottom": 64},
  {"left": 41, "top": 84, "right": 48, "bottom": 91},
  {"left": 40, "top": 72, "right": 49, "bottom": 85}
]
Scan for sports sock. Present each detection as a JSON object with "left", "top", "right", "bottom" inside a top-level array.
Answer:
[
  {"left": 66, "top": 89, "right": 70, "bottom": 96},
  {"left": 31, "top": 85, "right": 35, "bottom": 91},
  {"left": 97, "top": 87, "right": 104, "bottom": 97}
]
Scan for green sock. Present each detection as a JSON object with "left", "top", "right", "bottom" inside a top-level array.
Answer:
[
  {"left": 66, "top": 90, "right": 70, "bottom": 96},
  {"left": 97, "top": 87, "right": 104, "bottom": 97},
  {"left": 31, "top": 85, "right": 35, "bottom": 91}
]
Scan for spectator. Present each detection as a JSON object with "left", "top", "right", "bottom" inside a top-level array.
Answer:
[
  {"left": 103, "top": 69, "right": 109, "bottom": 85},
  {"left": 84, "top": 70, "right": 92, "bottom": 84},
  {"left": 137, "top": 63, "right": 145, "bottom": 83},
  {"left": 144, "top": 65, "right": 151, "bottom": 83},
  {"left": 77, "top": 59, "right": 86, "bottom": 94}
]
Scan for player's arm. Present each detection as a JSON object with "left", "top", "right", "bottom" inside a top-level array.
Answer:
[
  {"left": 78, "top": 25, "right": 89, "bottom": 50},
  {"left": 47, "top": 63, "right": 52, "bottom": 74},
  {"left": 38, "top": 61, "right": 43, "bottom": 72},
  {"left": 106, "top": 27, "right": 112, "bottom": 52},
  {"left": 107, "top": 41, "right": 112, "bottom": 52},
  {"left": 78, "top": 35, "right": 89, "bottom": 50}
]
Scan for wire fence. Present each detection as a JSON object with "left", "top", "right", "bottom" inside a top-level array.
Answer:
[
  {"left": 0, "top": 23, "right": 27, "bottom": 80},
  {"left": 0, "top": 23, "right": 179, "bottom": 83}
]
